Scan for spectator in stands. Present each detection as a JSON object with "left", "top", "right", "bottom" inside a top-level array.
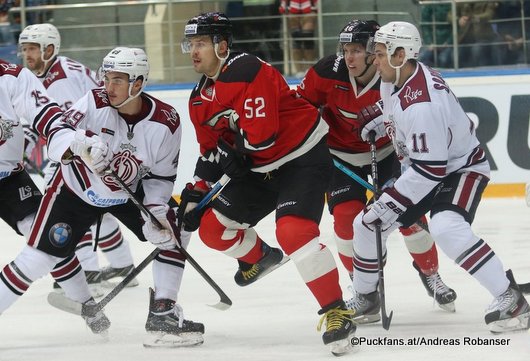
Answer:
[
  {"left": 449, "top": 1, "right": 501, "bottom": 67},
  {"left": 495, "top": 1, "right": 524, "bottom": 65},
  {"left": 279, "top": 0, "right": 317, "bottom": 77},
  {"left": 418, "top": 0, "right": 453, "bottom": 68}
]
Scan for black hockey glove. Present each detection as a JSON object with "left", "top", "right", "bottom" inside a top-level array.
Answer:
[
  {"left": 217, "top": 138, "right": 252, "bottom": 179},
  {"left": 177, "top": 183, "right": 207, "bottom": 232}
]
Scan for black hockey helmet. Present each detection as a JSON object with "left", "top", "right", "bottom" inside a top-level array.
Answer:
[
  {"left": 338, "top": 19, "right": 380, "bottom": 48},
  {"left": 184, "top": 12, "right": 233, "bottom": 47}
]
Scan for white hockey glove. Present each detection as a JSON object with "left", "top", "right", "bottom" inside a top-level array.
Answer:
[
  {"left": 362, "top": 189, "right": 411, "bottom": 231},
  {"left": 70, "top": 129, "right": 111, "bottom": 175},
  {"left": 141, "top": 204, "right": 178, "bottom": 251},
  {"left": 23, "top": 124, "right": 39, "bottom": 158},
  {"left": 358, "top": 100, "right": 386, "bottom": 142}
]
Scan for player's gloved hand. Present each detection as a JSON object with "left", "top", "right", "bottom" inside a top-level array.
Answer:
[
  {"left": 217, "top": 138, "right": 252, "bottom": 179},
  {"left": 358, "top": 100, "right": 386, "bottom": 142},
  {"left": 23, "top": 124, "right": 39, "bottom": 158},
  {"left": 141, "top": 204, "right": 178, "bottom": 250},
  {"left": 177, "top": 182, "right": 207, "bottom": 232},
  {"left": 362, "top": 188, "right": 411, "bottom": 231},
  {"left": 70, "top": 129, "right": 111, "bottom": 175}
]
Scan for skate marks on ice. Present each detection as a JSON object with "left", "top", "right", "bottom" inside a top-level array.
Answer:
[{"left": 1, "top": 198, "right": 530, "bottom": 360}]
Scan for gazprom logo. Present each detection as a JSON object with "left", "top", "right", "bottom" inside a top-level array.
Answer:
[{"left": 185, "top": 24, "right": 198, "bottom": 35}]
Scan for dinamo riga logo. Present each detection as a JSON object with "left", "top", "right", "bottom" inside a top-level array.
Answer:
[
  {"left": 0, "top": 118, "right": 14, "bottom": 146},
  {"left": 101, "top": 150, "right": 144, "bottom": 191}
]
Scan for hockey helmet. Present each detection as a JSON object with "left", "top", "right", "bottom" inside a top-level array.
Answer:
[
  {"left": 182, "top": 12, "right": 233, "bottom": 53},
  {"left": 19, "top": 23, "right": 61, "bottom": 69},
  {"left": 99, "top": 47, "right": 149, "bottom": 107},
  {"left": 372, "top": 21, "right": 422, "bottom": 61},
  {"left": 338, "top": 19, "right": 380, "bottom": 49}
]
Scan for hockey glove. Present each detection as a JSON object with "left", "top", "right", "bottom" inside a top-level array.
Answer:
[
  {"left": 358, "top": 100, "right": 386, "bottom": 142},
  {"left": 177, "top": 183, "right": 207, "bottom": 232},
  {"left": 217, "top": 138, "right": 252, "bottom": 179},
  {"left": 141, "top": 204, "right": 178, "bottom": 250},
  {"left": 362, "top": 188, "right": 411, "bottom": 231},
  {"left": 23, "top": 124, "right": 39, "bottom": 158},
  {"left": 70, "top": 129, "right": 112, "bottom": 176}
]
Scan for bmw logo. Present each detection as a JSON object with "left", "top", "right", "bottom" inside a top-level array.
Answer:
[{"left": 49, "top": 223, "right": 72, "bottom": 247}]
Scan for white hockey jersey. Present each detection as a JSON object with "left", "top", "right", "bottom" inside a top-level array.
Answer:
[
  {"left": 39, "top": 56, "right": 101, "bottom": 111},
  {"left": 43, "top": 89, "right": 182, "bottom": 208},
  {"left": 380, "top": 62, "right": 490, "bottom": 205},
  {"left": 0, "top": 60, "right": 62, "bottom": 180}
]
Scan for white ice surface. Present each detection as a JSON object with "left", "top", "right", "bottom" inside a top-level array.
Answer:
[{"left": 1, "top": 198, "right": 530, "bottom": 361}]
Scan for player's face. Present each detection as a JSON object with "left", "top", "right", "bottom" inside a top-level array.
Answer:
[
  {"left": 103, "top": 72, "right": 132, "bottom": 107},
  {"left": 342, "top": 43, "right": 373, "bottom": 77},
  {"left": 19, "top": 43, "right": 45, "bottom": 74},
  {"left": 373, "top": 43, "right": 397, "bottom": 83},
  {"left": 187, "top": 35, "right": 220, "bottom": 77}
]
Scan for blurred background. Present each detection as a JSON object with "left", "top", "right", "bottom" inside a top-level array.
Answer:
[{"left": 2, "top": 0, "right": 529, "bottom": 84}]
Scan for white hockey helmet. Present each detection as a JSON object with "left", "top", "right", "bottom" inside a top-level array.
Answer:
[
  {"left": 372, "top": 21, "right": 422, "bottom": 63},
  {"left": 100, "top": 47, "right": 149, "bottom": 107},
  {"left": 19, "top": 23, "right": 61, "bottom": 73}
]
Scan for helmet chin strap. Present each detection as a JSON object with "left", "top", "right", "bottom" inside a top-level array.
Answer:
[
  {"left": 35, "top": 54, "right": 56, "bottom": 77},
  {"left": 388, "top": 53, "right": 407, "bottom": 86},
  {"left": 111, "top": 84, "right": 142, "bottom": 109},
  {"left": 357, "top": 56, "right": 374, "bottom": 78},
  {"left": 207, "top": 43, "right": 229, "bottom": 81}
]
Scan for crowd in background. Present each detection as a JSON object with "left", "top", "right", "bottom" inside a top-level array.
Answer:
[{"left": 1, "top": 0, "right": 530, "bottom": 73}]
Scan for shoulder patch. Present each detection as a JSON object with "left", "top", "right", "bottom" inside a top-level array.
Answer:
[
  {"left": 92, "top": 88, "right": 111, "bottom": 109},
  {"left": 218, "top": 52, "right": 261, "bottom": 83},
  {"left": 398, "top": 67, "right": 431, "bottom": 111},
  {"left": 312, "top": 54, "right": 349, "bottom": 82},
  {"left": 0, "top": 60, "right": 22, "bottom": 77},
  {"left": 146, "top": 93, "right": 180, "bottom": 134},
  {"left": 43, "top": 61, "right": 67, "bottom": 89}
]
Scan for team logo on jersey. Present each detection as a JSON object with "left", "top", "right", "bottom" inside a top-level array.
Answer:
[
  {"left": 161, "top": 108, "right": 179, "bottom": 128},
  {"left": 49, "top": 223, "right": 72, "bottom": 248},
  {"left": 0, "top": 63, "right": 18, "bottom": 73},
  {"left": 100, "top": 150, "right": 146, "bottom": 191},
  {"left": 204, "top": 109, "right": 238, "bottom": 131},
  {"left": 0, "top": 118, "right": 15, "bottom": 146}
]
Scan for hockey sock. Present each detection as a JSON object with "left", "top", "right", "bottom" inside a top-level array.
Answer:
[
  {"left": 96, "top": 214, "right": 134, "bottom": 268},
  {"left": 332, "top": 200, "right": 365, "bottom": 274},
  {"left": 430, "top": 211, "right": 509, "bottom": 297},
  {"left": 75, "top": 231, "right": 99, "bottom": 271},
  {"left": 199, "top": 208, "right": 263, "bottom": 264},
  {"left": 400, "top": 217, "right": 439, "bottom": 275},
  {"left": 51, "top": 255, "right": 92, "bottom": 303},
  {"left": 277, "top": 216, "right": 342, "bottom": 307},
  {"left": 152, "top": 252, "right": 185, "bottom": 301}
]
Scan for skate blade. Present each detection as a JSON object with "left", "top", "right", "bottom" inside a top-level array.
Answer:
[
  {"left": 329, "top": 335, "right": 358, "bottom": 357},
  {"left": 101, "top": 278, "right": 139, "bottom": 289},
  {"left": 353, "top": 313, "right": 381, "bottom": 324},
  {"left": 489, "top": 312, "right": 530, "bottom": 334},
  {"left": 438, "top": 301, "right": 456, "bottom": 313},
  {"left": 143, "top": 332, "right": 204, "bottom": 348}
]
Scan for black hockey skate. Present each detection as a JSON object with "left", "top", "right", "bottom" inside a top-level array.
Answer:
[
  {"left": 345, "top": 289, "right": 381, "bottom": 324},
  {"left": 101, "top": 264, "right": 139, "bottom": 288},
  {"left": 53, "top": 270, "right": 104, "bottom": 298},
  {"left": 144, "top": 288, "right": 204, "bottom": 348},
  {"left": 485, "top": 270, "right": 530, "bottom": 333},
  {"left": 234, "top": 242, "right": 287, "bottom": 286},
  {"left": 413, "top": 261, "right": 457, "bottom": 312},
  {"left": 317, "top": 300, "right": 356, "bottom": 356},
  {"left": 82, "top": 298, "right": 111, "bottom": 335}
]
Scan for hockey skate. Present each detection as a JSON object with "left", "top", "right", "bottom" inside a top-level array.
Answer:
[
  {"left": 53, "top": 270, "right": 104, "bottom": 298},
  {"left": 413, "top": 261, "right": 457, "bottom": 312},
  {"left": 485, "top": 270, "right": 530, "bottom": 334},
  {"left": 82, "top": 298, "right": 111, "bottom": 335},
  {"left": 317, "top": 300, "right": 356, "bottom": 356},
  {"left": 345, "top": 288, "right": 381, "bottom": 324},
  {"left": 144, "top": 288, "right": 204, "bottom": 348},
  {"left": 234, "top": 242, "right": 288, "bottom": 286},
  {"left": 100, "top": 264, "right": 139, "bottom": 288}
]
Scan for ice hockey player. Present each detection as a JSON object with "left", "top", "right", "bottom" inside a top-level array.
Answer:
[{"left": 354, "top": 21, "right": 530, "bottom": 333}]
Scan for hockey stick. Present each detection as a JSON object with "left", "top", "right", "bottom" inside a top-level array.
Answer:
[
  {"left": 23, "top": 155, "right": 46, "bottom": 178},
  {"left": 519, "top": 282, "right": 530, "bottom": 294},
  {"left": 48, "top": 174, "right": 232, "bottom": 316},
  {"left": 332, "top": 158, "right": 429, "bottom": 232},
  {"left": 368, "top": 131, "right": 393, "bottom": 330}
]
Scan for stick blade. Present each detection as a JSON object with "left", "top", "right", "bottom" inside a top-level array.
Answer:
[
  {"left": 208, "top": 296, "right": 233, "bottom": 311},
  {"left": 47, "top": 292, "right": 83, "bottom": 315},
  {"left": 382, "top": 310, "right": 394, "bottom": 330}
]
